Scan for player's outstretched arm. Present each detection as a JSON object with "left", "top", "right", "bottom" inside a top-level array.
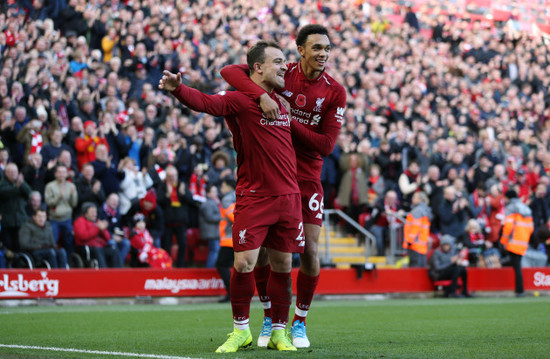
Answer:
[
  {"left": 158, "top": 70, "right": 182, "bottom": 92},
  {"left": 220, "top": 64, "right": 265, "bottom": 99},
  {"left": 220, "top": 65, "right": 280, "bottom": 120},
  {"left": 159, "top": 70, "right": 236, "bottom": 118}
]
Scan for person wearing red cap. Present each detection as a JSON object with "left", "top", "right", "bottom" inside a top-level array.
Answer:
[
  {"left": 75, "top": 120, "right": 109, "bottom": 171},
  {"left": 126, "top": 188, "right": 164, "bottom": 250}
]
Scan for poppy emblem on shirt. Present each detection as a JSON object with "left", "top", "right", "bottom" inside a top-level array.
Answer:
[{"left": 295, "top": 94, "right": 306, "bottom": 107}]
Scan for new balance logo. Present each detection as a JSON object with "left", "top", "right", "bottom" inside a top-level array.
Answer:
[
  {"left": 335, "top": 107, "right": 345, "bottom": 124},
  {"left": 239, "top": 229, "right": 247, "bottom": 244},
  {"left": 282, "top": 90, "right": 293, "bottom": 97}
]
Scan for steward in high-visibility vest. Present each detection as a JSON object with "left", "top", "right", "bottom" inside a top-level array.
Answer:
[
  {"left": 500, "top": 198, "right": 534, "bottom": 256},
  {"left": 403, "top": 191, "right": 432, "bottom": 267},
  {"left": 216, "top": 179, "right": 236, "bottom": 302},
  {"left": 219, "top": 201, "right": 235, "bottom": 248},
  {"left": 500, "top": 189, "right": 534, "bottom": 295}
]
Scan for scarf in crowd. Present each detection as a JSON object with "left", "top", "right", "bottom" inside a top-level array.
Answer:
[
  {"left": 469, "top": 232, "right": 485, "bottom": 246},
  {"left": 403, "top": 169, "right": 418, "bottom": 182},
  {"left": 170, "top": 183, "right": 181, "bottom": 207},
  {"left": 368, "top": 175, "right": 380, "bottom": 204},
  {"left": 189, "top": 173, "right": 206, "bottom": 202},
  {"left": 472, "top": 190, "right": 489, "bottom": 228},
  {"left": 30, "top": 130, "right": 42, "bottom": 154},
  {"left": 154, "top": 164, "right": 166, "bottom": 181},
  {"left": 103, "top": 203, "right": 117, "bottom": 218}
]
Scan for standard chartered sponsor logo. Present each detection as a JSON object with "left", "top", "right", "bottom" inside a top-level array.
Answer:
[
  {"left": 260, "top": 119, "right": 290, "bottom": 126},
  {"left": 260, "top": 113, "right": 291, "bottom": 126},
  {"left": 144, "top": 277, "right": 225, "bottom": 293},
  {"left": 0, "top": 273, "right": 59, "bottom": 297},
  {"left": 533, "top": 271, "right": 550, "bottom": 287},
  {"left": 291, "top": 108, "right": 312, "bottom": 119}
]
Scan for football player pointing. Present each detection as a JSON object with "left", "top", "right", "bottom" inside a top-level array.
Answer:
[{"left": 221, "top": 24, "right": 346, "bottom": 348}]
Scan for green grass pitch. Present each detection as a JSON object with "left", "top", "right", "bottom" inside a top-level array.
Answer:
[{"left": 0, "top": 296, "right": 549, "bottom": 358}]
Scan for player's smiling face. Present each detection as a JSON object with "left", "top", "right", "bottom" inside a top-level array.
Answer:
[
  {"left": 299, "top": 34, "right": 331, "bottom": 76},
  {"left": 261, "top": 46, "right": 288, "bottom": 89}
]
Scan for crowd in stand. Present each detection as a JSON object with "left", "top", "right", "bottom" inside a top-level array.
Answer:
[{"left": 1, "top": 0, "right": 550, "bottom": 269}]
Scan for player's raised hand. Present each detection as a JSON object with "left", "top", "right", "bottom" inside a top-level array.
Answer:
[
  {"left": 159, "top": 70, "right": 182, "bottom": 92},
  {"left": 259, "top": 93, "right": 280, "bottom": 120}
]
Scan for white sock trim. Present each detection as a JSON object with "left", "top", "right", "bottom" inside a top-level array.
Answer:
[
  {"left": 234, "top": 319, "right": 249, "bottom": 330},
  {"left": 261, "top": 301, "right": 271, "bottom": 310},
  {"left": 272, "top": 323, "right": 286, "bottom": 331},
  {"left": 295, "top": 307, "right": 308, "bottom": 318}
]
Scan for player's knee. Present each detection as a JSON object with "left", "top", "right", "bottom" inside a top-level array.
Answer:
[
  {"left": 269, "top": 253, "right": 292, "bottom": 272},
  {"left": 233, "top": 255, "right": 256, "bottom": 273},
  {"left": 304, "top": 241, "right": 319, "bottom": 259}
]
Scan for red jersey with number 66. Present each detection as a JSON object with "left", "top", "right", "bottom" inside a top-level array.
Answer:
[{"left": 220, "top": 63, "right": 346, "bottom": 182}]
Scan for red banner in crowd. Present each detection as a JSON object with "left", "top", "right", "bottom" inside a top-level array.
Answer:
[{"left": 0, "top": 268, "right": 549, "bottom": 299}]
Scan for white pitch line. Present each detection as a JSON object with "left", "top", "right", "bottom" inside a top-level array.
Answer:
[{"left": 0, "top": 344, "right": 196, "bottom": 359}]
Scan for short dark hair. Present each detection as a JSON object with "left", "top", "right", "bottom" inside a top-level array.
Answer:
[
  {"left": 505, "top": 189, "right": 518, "bottom": 199},
  {"left": 247, "top": 40, "right": 282, "bottom": 73},
  {"left": 222, "top": 178, "right": 236, "bottom": 189},
  {"left": 33, "top": 208, "right": 46, "bottom": 216},
  {"left": 296, "top": 24, "right": 330, "bottom": 47},
  {"left": 206, "top": 184, "right": 217, "bottom": 194}
]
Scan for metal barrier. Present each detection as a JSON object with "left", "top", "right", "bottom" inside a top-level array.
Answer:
[
  {"left": 388, "top": 212, "right": 407, "bottom": 264},
  {"left": 322, "top": 209, "right": 377, "bottom": 267}
]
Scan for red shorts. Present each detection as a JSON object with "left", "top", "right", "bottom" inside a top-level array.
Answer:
[
  {"left": 232, "top": 193, "right": 305, "bottom": 253},
  {"left": 298, "top": 179, "right": 324, "bottom": 226}
]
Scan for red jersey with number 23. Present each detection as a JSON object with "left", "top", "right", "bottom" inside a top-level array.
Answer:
[{"left": 171, "top": 84, "right": 299, "bottom": 197}]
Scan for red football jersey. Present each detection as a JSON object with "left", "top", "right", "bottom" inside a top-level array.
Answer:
[
  {"left": 171, "top": 84, "right": 300, "bottom": 197},
  {"left": 220, "top": 63, "right": 346, "bottom": 181}
]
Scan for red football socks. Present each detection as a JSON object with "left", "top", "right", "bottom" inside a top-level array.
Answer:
[
  {"left": 267, "top": 270, "right": 292, "bottom": 330},
  {"left": 230, "top": 270, "right": 255, "bottom": 328},
  {"left": 254, "top": 264, "right": 271, "bottom": 318},
  {"left": 293, "top": 271, "right": 319, "bottom": 324}
]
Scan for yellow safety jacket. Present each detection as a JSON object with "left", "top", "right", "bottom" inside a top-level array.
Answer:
[
  {"left": 403, "top": 213, "right": 430, "bottom": 255},
  {"left": 500, "top": 210, "right": 533, "bottom": 256},
  {"left": 219, "top": 202, "right": 235, "bottom": 248}
]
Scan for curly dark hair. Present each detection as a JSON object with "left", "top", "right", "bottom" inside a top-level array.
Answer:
[{"left": 296, "top": 24, "right": 330, "bottom": 47}]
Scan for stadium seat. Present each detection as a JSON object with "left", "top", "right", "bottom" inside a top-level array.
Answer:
[
  {"left": 433, "top": 278, "right": 464, "bottom": 297},
  {"left": 12, "top": 252, "right": 52, "bottom": 270},
  {"left": 184, "top": 228, "right": 208, "bottom": 266},
  {"left": 72, "top": 245, "right": 99, "bottom": 269},
  {"left": 427, "top": 247, "right": 464, "bottom": 297},
  {"left": 358, "top": 212, "right": 371, "bottom": 228}
]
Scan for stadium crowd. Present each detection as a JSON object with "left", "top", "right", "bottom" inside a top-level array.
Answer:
[{"left": 0, "top": 0, "right": 550, "bottom": 269}]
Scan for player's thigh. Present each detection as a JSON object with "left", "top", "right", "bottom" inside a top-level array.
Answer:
[
  {"left": 299, "top": 179, "right": 324, "bottom": 226},
  {"left": 303, "top": 223, "right": 321, "bottom": 255},
  {"left": 232, "top": 195, "right": 274, "bottom": 252},
  {"left": 264, "top": 194, "right": 304, "bottom": 254}
]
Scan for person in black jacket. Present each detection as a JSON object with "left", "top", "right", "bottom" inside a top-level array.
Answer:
[
  {"left": 157, "top": 165, "right": 195, "bottom": 267},
  {"left": 74, "top": 163, "right": 106, "bottom": 216},
  {"left": 529, "top": 183, "right": 550, "bottom": 235},
  {"left": 22, "top": 153, "right": 47, "bottom": 195}
]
